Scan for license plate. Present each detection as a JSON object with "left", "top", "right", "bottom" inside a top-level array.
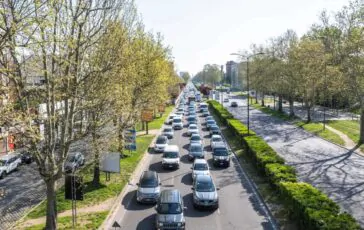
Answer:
[
  {"left": 204, "top": 201, "right": 209, "bottom": 204},
  {"left": 220, "top": 162, "right": 224, "bottom": 165},
  {"left": 169, "top": 165, "right": 173, "bottom": 168}
]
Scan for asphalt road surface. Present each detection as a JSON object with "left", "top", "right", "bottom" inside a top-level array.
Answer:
[
  {"left": 115, "top": 105, "right": 276, "bottom": 230},
  {"left": 223, "top": 93, "right": 364, "bottom": 227}
]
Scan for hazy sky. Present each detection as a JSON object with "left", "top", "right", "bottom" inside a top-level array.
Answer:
[{"left": 135, "top": 0, "right": 349, "bottom": 75}]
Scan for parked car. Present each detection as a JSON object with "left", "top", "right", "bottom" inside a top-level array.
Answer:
[
  {"left": 162, "top": 127, "right": 174, "bottom": 139},
  {"left": 63, "top": 152, "right": 85, "bottom": 174},
  {"left": 212, "top": 145, "right": 230, "bottom": 167},
  {"left": 210, "top": 135, "right": 225, "bottom": 151},
  {"left": 188, "top": 143, "right": 204, "bottom": 161},
  {"left": 0, "top": 154, "right": 22, "bottom": 179},
  {"left": 20, "top": 150, "right": 33, "bottom": 164},
  {"left": 191, "top": 158, "right": 210, "bottom": 181},
  {"left": 187, "top": 124, "right": 199, "bottom": 136},
  {"left": 172, "top": 117, "right": 183, "bottom": 130},
  {"left": 209, "top": 125, "right": 221, "bottom": 136},
  {"left": 230, "top": 101, "right": 238, "bottom": 107},
  {"left": 155, "top": 189, "right": 186, "bottom": 230},
  {"left": 154, "top": 135, "right": 169, "bottom": 153},
  {"left": 136, "top": 170, "right": 161, "bottom": 204},
  {"left": 206, "top": 120, "right": 216, "bottom": 130},
  {"left": 190, "top": 133, "right": 202, "bottom": 145},
  {"left": 192, "top": 175, "right": 219, "bottom": 210},
  {"left": 162, "top": 145, "right": 180, "bottom": 169}
]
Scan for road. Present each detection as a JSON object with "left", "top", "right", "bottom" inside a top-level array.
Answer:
[
  {"left": 223, "top": 93, "right": 364, "bottom": 227},
  {"left": 112, "top": 104, "right": 276, "bottom": 230},
  {"left": 0, "top": 138, "right": 91, "bottom": 230}
]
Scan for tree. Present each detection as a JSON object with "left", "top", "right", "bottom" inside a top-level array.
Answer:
[{"left": 181, "top": 72, "right": 191, "bottom": 83}]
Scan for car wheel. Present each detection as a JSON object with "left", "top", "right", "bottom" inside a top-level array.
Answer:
[
  {"left": 193, "top": 203, "right": 198, "bottom": 209},
  {"left": 0, "top": 173, "right": 4, "bottom": 179}
]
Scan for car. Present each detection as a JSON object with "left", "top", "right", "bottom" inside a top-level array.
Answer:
[
  {"left": 162, "top": 145, "right": 180, "bottom": 169},
  {"left": 175, "top": 111, "right": 184, "bottom": 117},
  {"left": 20, "top": 150, "right": 33, "bottom": 164},
  {"left": 190, "top": 133, "right": 202, "bottom": 145},
  {"left": 136, "top": 171, "right": 161, "bottom": 204},
  {"left": 162, "top": 127, "right": 174, "bottom": 139},
  {"left": 154, "top": 135, "right": 169, "bottom": 153},
  {"left": 206, "top": 120, "right": 216, "bottom": 129},
  {"left": 172, "top": 117, "right": 183, "bottom": 130},
  {"left": 189, "top": 111, "right": 197, "bottom": 117},
  {"left": 223, "top": 98, "right": 229, "bottom": 103},
  {"left": 177, "top": 108, "right": 185, "bottom": 115},
  {"left": 202, "top": 109, "right": 210, "bottom": 117},
  {"left": 155, "top": 189, "right": 186, "bottom": 230},
  {"left": 187, "top": 116, "right": 197, "bottom": 125},
  {"left": 0, "top": 154, "right": 22, "bottom": 179},
  {"left": 188, "top": 143, "right": 204, "bottom": 161},
  {"left": 199, "top": 103, "right": 208, "bottom": 112},
  {"left": 187, "top": 124, "right": 199, "bottom": 136},
  {"left": 230, "top": 101, "right": 238, "bottom": 107},
  {"left": 212, "top": 146, "right": 230, "bottom": 167},
  {"left": 167, "top": 114, "right": 176, "bottom": 125},
  {"left": 209, "top": 125, "right": 221, "bottom": 136},
  {"left": 205, "top": 116, "right": 214, "bottom": 123},
  {"left": 63, "top": 152, "right": 85, "bottom": 174},
  {"left": 210, "top": 135, "right": 225, "bottom": 151},
  {"left": 192, "top": 175, "right": 219, "bottom": 210},
  {"left": 191, "top": 159, "right": 210, "bottom": 181}
]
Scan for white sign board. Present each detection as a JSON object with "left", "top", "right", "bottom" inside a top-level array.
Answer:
[{"left": 100, "top": 152, "right": 120, "bottom": 173}]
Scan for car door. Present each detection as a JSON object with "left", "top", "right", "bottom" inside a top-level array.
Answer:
[{"left": 8, "top": 158, "right": 15, "bottom": 172}]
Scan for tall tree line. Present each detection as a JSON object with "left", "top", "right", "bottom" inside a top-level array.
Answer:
[{"left": 0, "top": 0, "right": 180, "bottom": 229}]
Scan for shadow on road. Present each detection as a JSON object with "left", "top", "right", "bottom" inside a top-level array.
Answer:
[
  {"left": 121, "top": 190, "right": 155, "bottom": 211},
  {"left": 182, "top": 193, "right": 215, "bottom": 218},
  {"left": 181, "top": 172, "right": 193, "bottom": 186},
  {"left": 136, "top": 213, "right": 155, "bottom": 230}
]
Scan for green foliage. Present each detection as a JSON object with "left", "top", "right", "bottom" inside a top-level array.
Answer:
[
  {"left": 295, "top": 121, "right": 345, "bottom": 145},
  {"left": 208, "top": 100, "right": 360, "bottom": 229},
  {"left": 327, "top": 120, "right": 360, "bottom": 144},
  {"left": 252, "top": 103, "right": 294, "bottom": 121}
]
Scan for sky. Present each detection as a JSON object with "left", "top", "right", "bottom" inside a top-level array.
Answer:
[{"left": 134, "top": 0, "right": 350, "bottom": 75}]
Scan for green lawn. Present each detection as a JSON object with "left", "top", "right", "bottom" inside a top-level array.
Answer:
[
  {"left": 24, "top": 211, "right": 108, "bottom": 230},
  {"left": 295, "top": 121, "right": 345, "bottom": 145},
  {"left": 136, "top": 105, "right": 174, "bottom": 131},
  {"left": 327, "top": 120, "right": 360, "bottom": 143},
  {"left": 26, "top": 134, "right": 155, "bottom": 220}
]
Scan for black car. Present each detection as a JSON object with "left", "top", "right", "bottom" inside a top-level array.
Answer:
[
  {"left": 20, "top": 151, "right": 33, "bottom": 164},
  {"left": 212, "top": 146, "right": 230, "bottom": 167},
  {"left": 230, "top": 101, "right": 238, "bottom": 107}
]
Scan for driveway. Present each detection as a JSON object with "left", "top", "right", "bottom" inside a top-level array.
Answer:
[{"left": 222, "top": 95, "right": 364, "bottom": 227}]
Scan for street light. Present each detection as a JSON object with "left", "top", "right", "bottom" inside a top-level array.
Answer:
[
  {"left": 318, "top": 35, "right": 329, "bottom": 130},
  {"left": 230, "top": 52, "right": 265, "bottom": 135}
]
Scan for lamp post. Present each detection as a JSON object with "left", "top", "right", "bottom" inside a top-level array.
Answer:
[
  {"left": 230, "top": 52, "right": 265, "bottom": 135},
  {"left": 319, "top": 35, "right": 329, "bottom": 130}
]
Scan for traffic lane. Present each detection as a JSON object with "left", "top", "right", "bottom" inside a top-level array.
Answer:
[
  {"left": 197, "top": 112, "right": 272, "bottom": 230},
  {"left": 226, "top": 98, "right": 364, "bottom": 226}
]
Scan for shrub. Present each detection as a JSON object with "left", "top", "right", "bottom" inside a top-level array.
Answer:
[{"left": 265, "top": 163, "right": 297, "bottom": 186}]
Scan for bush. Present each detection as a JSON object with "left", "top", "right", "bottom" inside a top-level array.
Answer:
[{"left": 208, "top": 100, "right": 361, "bottom": 230}]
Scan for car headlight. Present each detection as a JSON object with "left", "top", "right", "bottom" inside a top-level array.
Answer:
[
  {"left": 177, "top": 223, "right": 182, "bottom": 227},
  {"left": 159, "top": 222, "right": 163, "bottom": 227}
]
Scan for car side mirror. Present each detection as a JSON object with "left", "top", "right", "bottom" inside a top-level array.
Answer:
[
  {"left": 191, "top": 187, "right": 195, "bottom": 190},
  {"left": 159, "top": 183, "right": 162, "bottom": 185},
  {"left": 190, "top": 167, "right": 193, "bottom": 169},
  {"left": 216, "top": 187, "right": 220, "bottom": 191}
]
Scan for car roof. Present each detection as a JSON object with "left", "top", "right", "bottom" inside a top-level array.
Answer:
[
  {"left": 163, "top": 126, "right": 172, "bottom": 130},
  {"left": 190, "top": 143, "right": 202, "bottom": 148},
  {"left": 211, "top": 135, "right": 222, "bottom": 139},
  {"left": 189, "top": 124, "right": 197, "bottom": 127},
  {"left": 194, "top": 158, "right": 207, "bottom": 164},
  {"left": 157, "top": 135, "right": 167, "bottom": 140},
  {"left": 191, "top": 133, "right": 200, "bottom": 137},
  {"left": 164, "top": 145, "right": 179, "bottom": 152},
  {"left": 199, "top": 102, "right": 207, "bottom": 105},
  {"left": 160, "top": 189, "right": 182, "bottom": 203},
  {"left": 210, "top": 125, "right": 219, "bottom": 128},
  {"left": 195, "top": 174, "right": 213, "bottom": 182},
  {"left": 0, "top": 154, "right": 17, "bottom": 161},
  {"left": 141, "top": 170, "right": 158, "bottom": 181},
  {"left": 214, "top": 142, "right": 226, "bottom": 147}
]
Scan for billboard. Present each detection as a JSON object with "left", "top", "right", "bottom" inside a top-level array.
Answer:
[
  {"left": 100, "top": 152, "right": 121, "bottom": 173},
  {"left": 141, "top": 110, "right": 153, "bottom": 122}
]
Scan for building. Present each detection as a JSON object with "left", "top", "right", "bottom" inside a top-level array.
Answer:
[{"left": 226, "top": 61, "right": 240, "bottom": 89}]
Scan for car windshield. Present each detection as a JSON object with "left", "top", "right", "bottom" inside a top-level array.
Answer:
[
  {"left": 156, "top": 137, "right": 167, "bottom": 144},
  {"left": 0, "top": 160, "right": 6, "bottom": 166},
  {"left": 173, "top": 118, "right": 182, "bottom": 123},
  {"left": 164, "top": 128, "right": 172, "bottom": 132},
  {"left": 194, "top": 163, "right": 208, "bottom": 170},
  {"left": 189, "top": 126, "right": 197, "bottom": 130},
  {"left": 191, "top": 136, "right": 201, "bottom": 141},
  {"left": 196, "top": 179, "right": 215, "bottom": 192},
  {"left": 188, "top": 117, "right": 196, "bottom": 121},
  {"left": 207, "top": 121, "right": 215, "bottom": 124},
  {"left": 190, "top": 145, "right": 202, "bottom": 152},
  {"left": 214, "top": 148, "right": 228, "bottom": 156},
  {"left": 158, "top": 203, "right": 182, "bottom": 214},
  {"left": 211, "top": 126, "right": 219, "bottom": 130},
  {"left": 140, "top": 177, "right": 158, "bottom": 188},
  {"left": 163, "top": 152, "right": 178, "bottom": 158},
  {"left": 212, "top": 137, "right": 222, "bottom": 142}
]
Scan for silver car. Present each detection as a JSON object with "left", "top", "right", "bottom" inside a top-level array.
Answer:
[
  {"left": 192, "top": 175, "right": 219, "bottom": 210},
  {"left": 190, "top": 133, "right": 202, "bottom": 145},
  {"left": 162, "top": 127, "right": 174, "bottom": 139},
  {"left": 136, "top": 171, "right": 161, "bottom": 203}
]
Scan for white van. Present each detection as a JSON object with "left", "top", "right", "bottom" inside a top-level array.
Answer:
[
  {"left": 0, "top": 154, "right": 22, "bottom": 179},
  {"left": 162, "top": 145, "right": 180, "bottom": 169}
]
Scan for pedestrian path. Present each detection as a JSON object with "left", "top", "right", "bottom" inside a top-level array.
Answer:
[{"left": 325, "top": 125, "right": 364, "bottom": 155}]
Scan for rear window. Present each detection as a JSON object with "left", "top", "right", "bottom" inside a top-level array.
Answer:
[
  {"left": 156, "top": 137, "right": 167, "bottom": 144},
  {"left": 164, "top": 128, "right": 172, "bottom": 132},
  {"left": 190, "top": 145, "right": 202, "bottom": 152},
  {"left": 163, "top": 151, "right": 179, "bottom": 158},
  {"left": 173, "top": 118, "right": 182, "bottom": 123},
  {"left": 140, "top": 175, "right": 158, "bottom": 188},
  {"left": 212, "top": 137, "right": 222, "bottom": 142},
  {"left": 194, "top": 163, "right": 208, "bottom": 170},
  {"left": 191, "top": 135, "right": 201, "bottom": 141},
  {"left": 214, "top": 148, "right": 228, "bottom": 156},
  {"left": 200, "top": 104, "right": 207, "bottom": 108}
]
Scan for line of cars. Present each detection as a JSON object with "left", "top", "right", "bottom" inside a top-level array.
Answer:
[{"left": 134, "top": 86, "right": 232, "bottom": 230}]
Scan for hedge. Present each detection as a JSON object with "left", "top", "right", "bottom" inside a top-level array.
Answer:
[{"left": 207, "top": 100, "right": 360, "bottom": 230}]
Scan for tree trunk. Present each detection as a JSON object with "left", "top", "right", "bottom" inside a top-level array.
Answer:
[
  {"left": 278, "top": 95, "right": 283, "bottom": 112},
  {"left": 273, "top": 94, "right": 276, "bottom": 110},
  {"left": 141, "top": 122, "right": 145, "bottom": 130},
  {"left": 255, "top": 91, "right": 258, "bottom": 104},
  {"left": 359, "top": 107, "right": 364, "bottom": 144},
  {"left": 45, "top": 178, "right": 57, "bottom": 230},
  {"left": 261, "top": 93, "right": 265, "bottom": 106},
  {"left": 92, "top": 133, "right": 100, "bottom": 186},
  {"left": 289, "top": 96, "right": 295, "bottom": 117},
  {"left": 307, "top": 106, "right": 311, "bottom": 123}
]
